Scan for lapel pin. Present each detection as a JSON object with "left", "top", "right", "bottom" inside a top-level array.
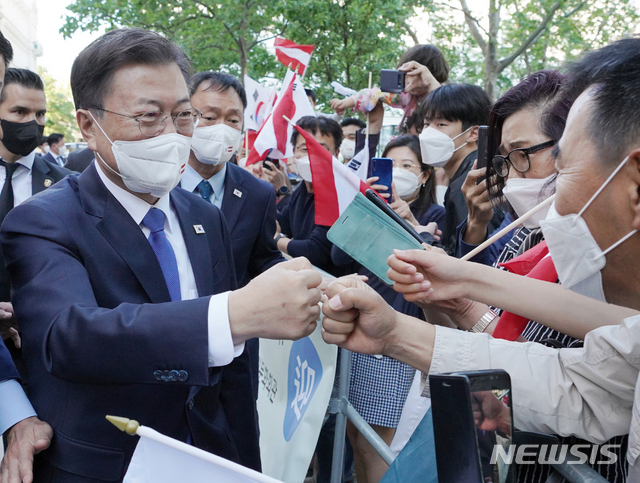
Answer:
[
  {"left": 233, "top": 189, "right": 243, "bottom": 198},
  {"left": 193, "top": 225, "right": 205, "bottom": 234},
  {"left": 44, "top": 179, "right": 52, "bottom": 188}
]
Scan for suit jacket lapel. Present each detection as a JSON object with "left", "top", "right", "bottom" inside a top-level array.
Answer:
[
  {"left": 171, "top": 190, "right": 214, "bottom": 297},
  {"left": 78, "top": 164, "right": 171, "bottom": 303},
  {"left": 32, "top": 156, "right": 56, "bottom": 195},
  {"left": 220, "top": 164, "right": 247, "bottom": 234}
]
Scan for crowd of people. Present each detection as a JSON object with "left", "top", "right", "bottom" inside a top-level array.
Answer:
[{"left": 0, "top": 21, "right": 639, "bottom": 483}]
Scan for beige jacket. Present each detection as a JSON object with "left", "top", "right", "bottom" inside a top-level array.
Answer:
[{"left": 422, "top": 315, "right": 640, "bottom": 466}]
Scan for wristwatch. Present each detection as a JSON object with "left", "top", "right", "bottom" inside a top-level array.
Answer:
[
  {"left": 277, "top": 185, "right": 290, "bottom": 197},
  {"left": 275, "top": 233, "right": 287, "bottom": 243},
  {"left": 469, "top": 309, "right": 498, "bottom": 333}
]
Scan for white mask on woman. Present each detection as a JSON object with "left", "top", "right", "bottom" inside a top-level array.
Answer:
[
  {"left": 90, "top": 112, "right": 191, "bottom": 198},
  {"left": 502, "top": 173, "right": 555, "bottom": 229},
  {"left": 340, "top": 139, "right": 356, "bottom": 161},
  {"left": 393, "top": 167, "right": 420, "bottom": 200}
]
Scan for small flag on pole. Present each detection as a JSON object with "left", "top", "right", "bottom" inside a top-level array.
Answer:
[
  {"left": 291, "top": 124, "right": 369, "bottom": 226},
  {"left": 106, "top": 416, "right": 284, "bottom": 483},
  {"left": 274, "top": 38, "right": 315, "bottom": 76},
  {"left": 246, "top": 70, "right": 315, "bottom": 165},
  {"left": 346, "top": 139, "right": 370, "bottom": 182}
]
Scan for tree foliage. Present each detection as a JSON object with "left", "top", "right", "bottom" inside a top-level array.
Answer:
[
  {"left": 61, "top": 0, "right": 638, "bottom": 106},
  {"left": 421, "top": 0, "right": 638, "bottom": 99},
  {"left": 39, "top": 68, "right": 79, "bottom": 141},
  {"left": 61, "top": 0, "right": 416, "bottom": 110}
]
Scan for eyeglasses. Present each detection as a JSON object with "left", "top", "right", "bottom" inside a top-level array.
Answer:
[
  {"left": 90, "top": 107, "right": 202, "bottom": 137},
  {"left": 491, "top": 140, "right": 556, "bottom": 178}
]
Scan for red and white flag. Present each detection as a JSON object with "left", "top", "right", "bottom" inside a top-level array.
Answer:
[
  {"left": 274, "top": 38, "right": 315, "bottom": 76},
  {"left": 243, "top": 75, "right": 273, "bottom": 132},
  {"left": 293, "top": 125, "right": 369, "bottom": 226},
  {"left": 247, "top": 70, "right": 315, "bottom": 165}
]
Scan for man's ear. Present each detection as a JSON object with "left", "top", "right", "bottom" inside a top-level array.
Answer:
[
  {"left": 629, "top": 147, "right": 640, "bottom": 231},
  {"left": 76, "top": 109, "right": 98, "bottom": 151},
  {"left": 466, "top": 125, "right": 480, "bottom": 143}
]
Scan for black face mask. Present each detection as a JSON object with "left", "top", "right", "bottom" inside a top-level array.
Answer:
[{"left": 0, "top": 119, "right": 45, "bottom": 157}]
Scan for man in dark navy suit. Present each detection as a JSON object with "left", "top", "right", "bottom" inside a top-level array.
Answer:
[
  {"left": 0, "top": 35, "right": 56, "bottom": 483},
  {"left": 0, "top": 28, "right": 322, "bottom": 482},
  {"left": 182, "top": 73, "right": 286, "bottom": 397},
  {"left": 65, "top": 146, "right": 95, "bottom": 172},
  {"left": 182, "top": 71, "right": 284, "bottom": 287},
  {"left": 42, "top": 133, "right": 66, "bottom": 167}
]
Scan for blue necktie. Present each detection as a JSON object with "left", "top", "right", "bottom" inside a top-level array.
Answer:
[
  {"left": 142, "top": 208, "right": 181, "bottom": 301},
  {"left": 195, "top": 180, "right": 213, "bottom": 203}
]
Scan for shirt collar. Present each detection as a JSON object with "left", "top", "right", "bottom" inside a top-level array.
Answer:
[
  {"left": 95, "top": 159, "right": 176, "bottom": 234},
  {"left": 0, "top": 151, "right": 36, "bottom": 171},
  {"left": 182, "top": 162, "right": 227, "bottom": 196}
]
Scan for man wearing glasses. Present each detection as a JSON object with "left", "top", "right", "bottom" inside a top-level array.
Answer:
[{"left": 0, "top": 28, "right": 323, "bottom": 482}]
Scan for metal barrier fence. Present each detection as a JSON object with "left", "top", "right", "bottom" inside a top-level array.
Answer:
[{"left": 327, "top": 347, "right": 609, "bottom": 483}]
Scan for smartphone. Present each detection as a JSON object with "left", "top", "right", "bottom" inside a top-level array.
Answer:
[
  {"left": 369, "top": 157, "right": 393, "bottom": 202},
  {"left": 380, "top": 69, "right": 406, "bottom": 94},
  {"left": 430, "top": 370, "right": 515, "bottom": 483},
  {"left": 365, "top": 189, "right": 424, "bottom": 245},
  {"left": 476, "top": 125, "right": 490, "bottom": 170},
  {"left": 263, "top": 157, "right": 277, "bottom": 170}
]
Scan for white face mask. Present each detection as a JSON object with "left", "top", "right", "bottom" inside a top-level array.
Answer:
[
  {"left": 41, "top": 145, "right": 50, "bottom": 154},
  {"left": 340, "top": 139, "right": 356, "bottom": 161},
  {"left": 58, "top": 145, "right": 67, "bottom": 157},
  {"left": 393, "top": 167, "right": 419, "bottom": 200},
  {"left": 419, "top": 126, "right": 473, "bottom": 168},
  {"left": 191, "top": 123, "right": 242, "bottom": 165},
  {"left": 295, "top": 156, "right": 312, "bottom": 182},
  {"left": 540, "top": 155, "right": 638, "bottom": 302},
  {"left": 502, "top": 173, "right": 555, "bottom": 229},
  {"left": 90, "top": 112, "right": 191, "bottom": 198},
  {"left": 237, "top": 157, "right": 248, "bottom": 168}
]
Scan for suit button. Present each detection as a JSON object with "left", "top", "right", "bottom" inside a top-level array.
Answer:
[
  {"left": 188, "top": 399, "right": 194, "bottom": 410},
  {"left": 178, "top": 370, "right": 188, "bottom": 382},
  {"left": 154, "top": 370, "right": 162, "bottom": 381}
]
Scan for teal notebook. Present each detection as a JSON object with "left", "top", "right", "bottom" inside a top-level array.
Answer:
[{"left": 327, "top": 192, "right": 424, "bottom": 285}]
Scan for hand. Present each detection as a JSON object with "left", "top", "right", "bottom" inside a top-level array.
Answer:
[
  {"left": 0, "top": 302, "right": 20, "bottom": 349},
  {"left": 229, "top": 257, "right": 322, "bottom": 342},
  {"left": 398, "top": 61, "right": 440, "bottom": 97},
  {"left": 321, "top": 276, "right": 398, "bottom": 355},
  {"left": 331, "top": 98, "right": 355, "bottom": 116},
  {"left": 252, "top": 164, "right": 270, "bottom": 183},
  {"left": 387, "top": 248, "right": 472, "bottom": 302},
  {"left": 389, "top": 183, "right": 419, "bottom": 225},
  {"left": 1, "top": 416, "right": 53, "bottom": 483},
  {"left": 366, "top": 176, "right": 389, "bottom": 199},
  {"left": 461, "top": 163, "right": 494, "bottom": 244},
  {"left": 415, "top": 222, "right": 441, "bottom": 241},
  {"left": 263, "top": 160, "right": 290, "bottom": 192}
]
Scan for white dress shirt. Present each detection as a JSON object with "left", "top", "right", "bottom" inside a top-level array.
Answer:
[
  {"left": 181, "top": 163, "right": 227, "bottom": 209},
  {"left": 0, "top": 151, "right": 36, "bottom": 207},
  {"left": 96, "top": 161, "right": 243, "bottom": 366}
]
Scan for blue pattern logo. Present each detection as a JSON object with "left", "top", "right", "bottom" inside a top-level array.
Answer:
[{"left": 283, "top": 337, "right": 323, "bottom": 442}]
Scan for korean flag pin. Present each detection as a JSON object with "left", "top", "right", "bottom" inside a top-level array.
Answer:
[
  {"left": 193, "top": 225, "right": 205, "bottom": 234},
  {"left": 44, "top": 179, "right": 52, "bottom": 188},
  {"left": 233, "top": 189, "right": 243, "bottom": 198}
]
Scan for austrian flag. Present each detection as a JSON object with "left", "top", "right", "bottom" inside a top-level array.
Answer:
[
  {"left": 292, "top": 125, "right": 369, "bottom": 226},
  {"left": 274, "top": 38, "right": 315, "bottom": 76}
]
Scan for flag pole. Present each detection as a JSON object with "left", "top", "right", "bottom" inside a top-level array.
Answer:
[
  {"left": 106, "top": 416, "right": 283, "bottom": 483},
  {"left": 366, "top": 72, "right": 372, "bottom": 145},
  {"left": 460, "top": 194, "right": 557, "bottom": 261}
]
